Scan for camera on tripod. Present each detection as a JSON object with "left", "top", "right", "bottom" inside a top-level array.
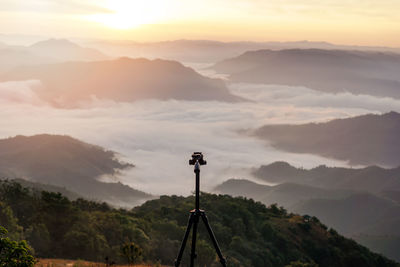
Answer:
[{"left": 189, "top": 152, "right": 207, "bottom": 165}]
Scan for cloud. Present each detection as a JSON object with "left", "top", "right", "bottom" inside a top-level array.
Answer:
[
  {"left": 0, "top": 80, "right": 399, "bottom": 195},
  {"left": 0, "top": 80, "right": 45, "bottom": 105}
]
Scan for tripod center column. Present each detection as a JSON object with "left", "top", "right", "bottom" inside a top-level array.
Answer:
[{"left": 195, "top": 161, "right": 200, "bottom": 211}]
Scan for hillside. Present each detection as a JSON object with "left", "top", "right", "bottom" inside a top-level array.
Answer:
[
  {"left": 0, "top": 57, "right": 243, "bottom": 107},
  {"left": 254, "top": 112, "right": 400, "bottom": 167},
  {"left": 293, "top": 193, "right": 400, "bottom": 236},
  {"left": 0, "top": 181, "right": 397, "bottom": 266},
  {"left": 214, "top": 177, "right": 400, "bottom": 261},
  {"left": 214, "top": 179, "right": 352, "bottom": 208},
  {"left": 11, "top": 178, "right": 82, "bottom": 200},
  {"left": 212, "top": 49, "right": 400, "bottom": 99},
  {"left": 0, "top": 134, "right": 152, "bottom": 206},
  {"left": 293, "top": 193, "right": 400, "bottom": 262}
]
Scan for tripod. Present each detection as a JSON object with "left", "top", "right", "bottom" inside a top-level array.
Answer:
[{"left": 174, "top": 152, "right": 227, "bottom": 267}]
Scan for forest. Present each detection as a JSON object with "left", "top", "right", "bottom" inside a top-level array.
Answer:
[{"left": 1, "top": 179, "right": 398, "bottom": 266}]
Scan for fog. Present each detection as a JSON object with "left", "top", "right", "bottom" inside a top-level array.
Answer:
[{"left": 1, "top": 80, "right": 398, "bottom": 195}]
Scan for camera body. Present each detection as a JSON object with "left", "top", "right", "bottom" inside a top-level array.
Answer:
[{"left": 189, "top": 152, "right": 207, "bottom": 165}]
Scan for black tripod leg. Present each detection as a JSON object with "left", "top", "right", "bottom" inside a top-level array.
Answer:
[
  {"left": 200, "top": 213, "right": 227, "bottom": 267},
  {"left": 175, "top": 213, "right": 194, "bottom": 267},
  {"left": 190, "top": 213, "right": 199, "bottom": 267}
]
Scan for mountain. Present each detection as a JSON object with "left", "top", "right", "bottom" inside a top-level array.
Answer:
[
  {"left": 293, "top": 193, "right": 400, "bottom": 262},
  {"left": 293, "top": 193, "right": 400, "bottom": 236},
  {"left": 0, "top": 134, "right": 152, "bottom": 206},
  {"left": 9, "top": 178, "right": 82, "bottom": 200},
  {"left": 0, "top": 39, "right": 108, "bottom": 73},
  {"left": 84, "top": 39, "right": 400, "bottom": 63},
  {"left": 1, "top": 181, "right": 398, "bottom": 266},
  {"left": 254, "top": 161, "right": 400, "bottom": 193},
  {"left": 29, "top": 39, "right": 108, "bottom": 62},
  {"left": 214, "top": 177, "right": 400, "bottom": 261},
  {"left": 254, "top": 112, "right": 400, "bottom": 167},
  {"left": 214, "top": 178, "right": 352, "bottom": 208},
  {"left": 212, "top": 49, "right": 400, "bottom": 99},
  {"left": 0, "top": 57, "right": 243, "bottom": 107},
  {"left": 0, "top": 48, "right": 54, "bottom": 73}
]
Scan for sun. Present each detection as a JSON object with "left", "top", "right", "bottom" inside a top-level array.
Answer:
[{"left": 89, "top": 0, "right": 169, "bottom": 30}]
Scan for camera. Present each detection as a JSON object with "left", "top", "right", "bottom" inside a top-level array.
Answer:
[{"left": 189, "top": 152, "right": 207, "bottom": 165}]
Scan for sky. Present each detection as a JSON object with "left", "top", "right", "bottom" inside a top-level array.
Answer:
[{"left": 0, "top": 0, "right": 399, "bottom": 46}]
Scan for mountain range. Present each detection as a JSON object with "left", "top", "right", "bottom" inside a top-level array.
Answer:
[
  {"left": 214, "top": 160, "right": 400, "bottom": 261},
  {"left": 254, "top": 112, "right": 400, "bottom": 167},
  {"left": 0, "top": 39, "right": 107, "bottom": 73},
  {"left": 0, "top": 57, "right": 242, "bottom": 107},
  {"left": 212, "top": 49, "right": 400, "bottom": 99},
  {"left": 0, "top": 134, "right": 152, "bottom": 206},
  {"left": 82, "top": 39, "right": 400, "bottom": 63}
]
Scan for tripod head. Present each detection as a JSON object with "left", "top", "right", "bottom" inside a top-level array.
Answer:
[{"left": 189, "top": 152, "right": 207, "bottom": 166}]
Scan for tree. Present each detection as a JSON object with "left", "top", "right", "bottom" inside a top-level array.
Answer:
[
  {"left": 196, "top": 239, "right": 216, "bottom": 267},
  {"left": 121, "top": 241, "right": 142, "bottom": 265},
  {"left": 0, "top": 226, "right": 36, "bottom": 267},
  {"left": 0, "top": 202, "right": 23, "bottom": 240}
]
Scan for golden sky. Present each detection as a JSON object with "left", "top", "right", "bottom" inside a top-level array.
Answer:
[{"left": 1, "top": 0, "right": 399, "bottom": 46}]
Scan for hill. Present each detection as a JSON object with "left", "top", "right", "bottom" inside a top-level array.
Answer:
[
  {"left": 214, "top": 177, "right": 400, "bottom": 261},
  {"left": 214, "top": 179, "right": 352, "bottom": 208},
  {"left": 212, "top": 49, "right": 400, "bottom": 99},
  {"left": 0, "top": 181, "right": 397, "bottom": 266},
  {"left": 0, "top": 39, "right": 107, "bottom": 73},
  {"left": 253, "top": 161, "right": 400, "bottom": 193},
  {"left": 0, "top": 57, "right": 243, "bottom": 107},
  {"left": 0, "top": 134, "right": 152, "bottom": 206},
  {"left": 29, "top": 39, "right": 108, "bottom": 62},
  {"left": 11, "top": 178, "right": 82, "bottom": 200},
  {"left": 254, "top": 112, "right": 400, "bottom": 167}
]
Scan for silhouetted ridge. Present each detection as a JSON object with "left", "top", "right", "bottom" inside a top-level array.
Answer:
[
  {"left": 212, "top": 49, "right": 400, "bottom": 99},
  {"left": 0, "top": 134, "right": 152, "bottom": 206},
  {"left": 254, "top": 112, "right": 400, "bottom": 167}
]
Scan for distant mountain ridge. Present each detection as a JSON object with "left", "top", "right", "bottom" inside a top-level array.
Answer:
[
  {"left": 253, "top": 161, "right": 400, "bottom": 193},
  {"left": 0, "top": 38, "right": 108, "bottom": 73},
  {"left": 83, "top": 39, "right": 400, "bottom": 63},
  {"left": 254, "top": 112, "right": 400, "bottom": 167},
  {"left": 0, "top": 134, "right": 152, "bottom": 206},
  {"left": 214, "top": 178, "right": 353, "bottom": 208},
  {"left": 29, "top": 39, "right": 108, "bottom": 61},
  {"left": 212, "top": 49, "right": 400, "bottom": 99},
  {"left": 0, "top": 57, "right": 243, "bottom": 107}
]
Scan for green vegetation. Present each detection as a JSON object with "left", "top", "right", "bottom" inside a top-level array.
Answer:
[
  {"left": 0, "top": 226, "right": 35, "bottom": 267},
  {"left": 0, "top": 180, "right": 398, "bottom": 267}
]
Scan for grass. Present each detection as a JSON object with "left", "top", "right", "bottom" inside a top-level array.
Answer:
[{"left": 35, "top": 258, "right": 165, "bottom": 267}]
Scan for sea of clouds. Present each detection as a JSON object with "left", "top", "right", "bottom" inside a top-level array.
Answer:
[{"left": 1, "top": 80, "right": 399, "bottom": 195}]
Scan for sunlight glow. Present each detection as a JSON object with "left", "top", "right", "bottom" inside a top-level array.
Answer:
[{"left": 88, "top": 0, "right": 169, "bottom": 29}]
